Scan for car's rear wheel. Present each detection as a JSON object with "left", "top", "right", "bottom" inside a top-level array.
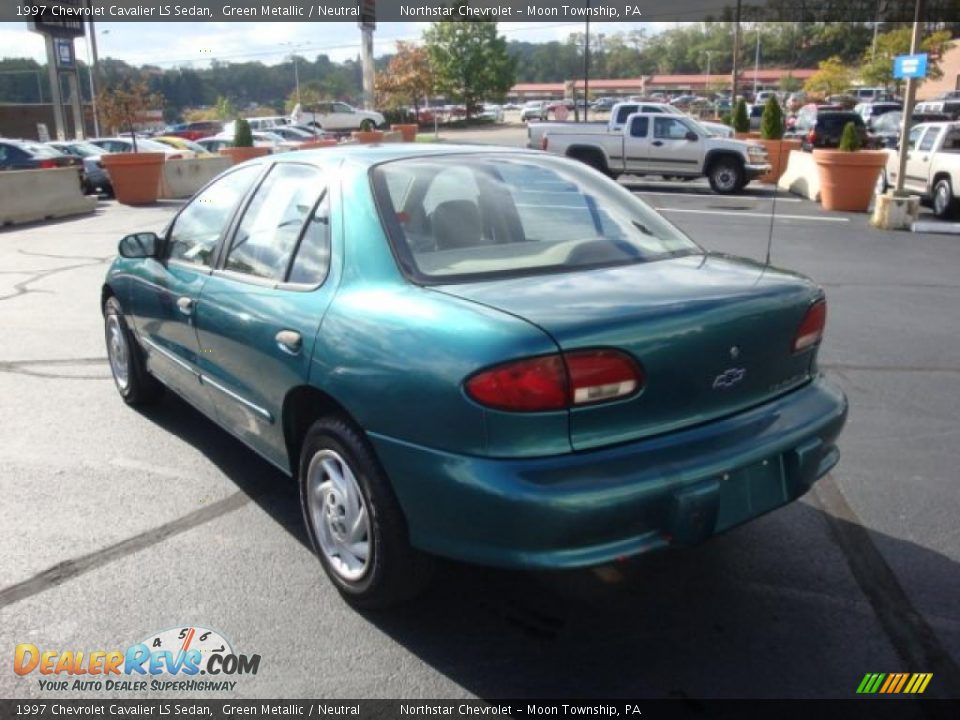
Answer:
[
  {"left": 933, "top": 178, "right": 956, "bottom": 219},
  {"left": 708, "top": 158, "right": 744, "bottom": 194},
  {"left": 299, "top": 417, "right": 433, "bottom": 608},
  {"left": 104, "top": 296, "right": 163, "bottom": 405}
]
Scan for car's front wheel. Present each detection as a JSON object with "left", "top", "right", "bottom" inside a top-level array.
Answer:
[
  {"left": 359, "top": 118, "right": 376, "bottom": 132},
  {"left": 299, "top": 417, "right": 433, "bottom": 608},
  {"left": 104, "top": 296, "right": 163, "bottom": 405},
  {"left": 708, "top": 158, "right": 744, "bottom": 194}
]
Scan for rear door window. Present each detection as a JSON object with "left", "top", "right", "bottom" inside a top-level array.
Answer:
[{"left": 918, "top": 127, "right": 941, "bottom": 152}]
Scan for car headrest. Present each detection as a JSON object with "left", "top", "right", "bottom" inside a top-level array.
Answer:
[{"left": 431, "top": 200, "right": 483, "bottom": 251}]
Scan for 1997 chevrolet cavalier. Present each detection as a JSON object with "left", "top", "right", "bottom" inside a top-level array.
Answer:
[{"left": 102, "top": 145, "right": 848, "bottom": 607}]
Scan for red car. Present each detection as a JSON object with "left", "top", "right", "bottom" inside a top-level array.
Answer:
[{"left": 163, "top": 121, "right": 223, "bottom": 141}]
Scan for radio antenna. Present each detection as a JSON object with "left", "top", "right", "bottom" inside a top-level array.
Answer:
[{"left": 764, "top": 138, "right": 781, "bottom": 267}]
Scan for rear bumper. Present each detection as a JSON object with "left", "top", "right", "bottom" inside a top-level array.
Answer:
[{"left": 369, "top": 376, "right": 848, "bottom": 569}]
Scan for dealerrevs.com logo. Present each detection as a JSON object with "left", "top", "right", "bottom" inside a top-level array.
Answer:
[{"left": 14, "top": 626, "right": 261, "bottom": 692}]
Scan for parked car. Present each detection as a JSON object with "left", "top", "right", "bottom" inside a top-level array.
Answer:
[
  {"left": 855, "top": 101, "right": 902, "bottom": 129},
  {"left": 480, "top": 104, "right": 504, "bottom": 123},
  {"left": 88, "top": 136, "right": 187, "bottom": 157},
  {"left": 915, "top": 98, "right": 960, "bottom": 120},
  {"left": 290, "top": 102, "right": 384, "bottom": 132},
  {"left": 0, "top": 138, "right": 81, "bottom": 171},
  {"left": 526, "top": 101, "right": 733, "bottom": 151},
  {"left": 268, "top": 126, "right": 319, "bottom": 143},
  {"left": 199, "top": 130, "right": 297, "bottom": 153},
  {"left": 879, "top": 121, "right": 960, "bottom": 218},
  {"left": 590, "top": 97, "right": 616, "bottom": 111},
  {"left": 748, "top": 103, "right": 765, "bottom": 130},
  {"left": 868, "top": 110, "right": 951, "bottom": 149},
  {"left": 520, "top": 101, "right": 549, "bottom": 122},
  {"left": 540, "top": 111, "right": 770, "bottom": 193},
  {"left": 101, "top": 144, "right": 846, "bottom": 607},
  {"left": 152, "top": 136, "right": 214, "bottom": 155},
  {"left": 47, "top": 140, "right": 112, "bottom": 195},
  {"left": 163, "top": 121, "right": 223, "bottom": 141},
  {"left": 786, "top": 106, "right": 869, "bottom": 151}
]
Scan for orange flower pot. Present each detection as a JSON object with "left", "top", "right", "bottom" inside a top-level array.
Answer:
[
  {"left": 295, "top": 139, "right": 339, "bottom": 150},
  {"left": 758, "top": 138, "right": 802, "bottom": 183},
  {"left": 735, "top": 132, "right": 761, "bottom": 140},
  {"left": 100, "top": 152, "right": 166, "bottom": 206},
  {"left": 219, "top": 146, "right": 271, "bottom": 165},
  {"left": 351, "top": 130, "right": 385, "bottom": 144},
  {"left": 390, "top": 124, "right": 418, "bottom": 143},
  {"left": 813, "top": 149, "right": 888, "bottom": 212}
]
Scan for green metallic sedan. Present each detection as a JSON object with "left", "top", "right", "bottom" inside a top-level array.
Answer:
[{"left": 101, "top": 145, "right": 847, "bottom": 607}]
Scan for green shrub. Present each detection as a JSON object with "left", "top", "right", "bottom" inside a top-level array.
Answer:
[
  {"left": 720, "top": 112, "right": 733, "bottom": 127},
  {"left": 234, "top": 117, "right": 253, "bottom": 148},
  {"left": 760, "top": 95, "right": 784, "bottom": 140},
  {"left": 838, "top": 121, "right": 861, "bottom": 152},
  {"left": 732, "top": 98, "right": 750, "bottom": 133}
]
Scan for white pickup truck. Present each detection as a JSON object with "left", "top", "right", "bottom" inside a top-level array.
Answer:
[
  {"left": 526, "top": 101, "right": 733, "bottom": 151},
  {"left": 540, "top": 111, "right": 770, "bottom": 194},
  {"left": 879, "top": 121, "right": 960, "bottom": 218}
]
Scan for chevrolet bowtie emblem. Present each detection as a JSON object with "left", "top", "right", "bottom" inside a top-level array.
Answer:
[{"left": 713, "top": 367, "right": 746, "bottom": 390}]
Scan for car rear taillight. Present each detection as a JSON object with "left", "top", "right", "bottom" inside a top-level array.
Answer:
[
  {"left": 465, "top": 349, "right": 643, "bottom": 412},
  {"left": 37, "top": 159, "right": 57, "bottom": 169},
  {"left": 807, "top": 129, "right": 817, "bottom": 145},
  {"left": 793, "top": 300, "right": 827, "bottom": 353},
  {"left": 540, "top": 136, "right": 549, "bottom": 151}
]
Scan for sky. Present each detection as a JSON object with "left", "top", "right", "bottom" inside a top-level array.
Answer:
[{"left": 0, "top": 21, "right": 673, "bottom": 68}]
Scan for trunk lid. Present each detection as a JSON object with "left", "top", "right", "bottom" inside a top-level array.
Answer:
[{"left": 437, "top": 254, "right": 821, "bottom": 451}]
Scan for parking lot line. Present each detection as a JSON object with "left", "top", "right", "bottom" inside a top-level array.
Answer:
[
  {"left": 638, "top": 191, "right": 802, "bottom": 203},
  {"left": 656, "top": 207, "right": 849, "bottom": 222}
]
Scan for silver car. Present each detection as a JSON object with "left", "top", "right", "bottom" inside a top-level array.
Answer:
[{"left": 47, "top": 140, "right": 112, "bottom": 195}]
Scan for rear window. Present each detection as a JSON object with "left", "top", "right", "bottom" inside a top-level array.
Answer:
[{"left": 371, "top": 154, "right": 700, "bottom": 283}]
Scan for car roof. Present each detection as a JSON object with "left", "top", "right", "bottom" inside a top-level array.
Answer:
[{"left": 262, "top": 143, "right": 546, "bottom": 169}]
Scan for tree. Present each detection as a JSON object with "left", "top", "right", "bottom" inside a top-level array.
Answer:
[
  {"left": 97, "top": 79, "right": 163, "bottom": 150},
  {"left": 859, "top": 27, "right": 952, "bottom": 89},
  {"left": 732, "top": 98, "right": 750, "bottom": 133},
  {"left": 760, "top": 95, "right": 784, "bottom": 140},
  {"left": 424, "top": 19, "right": 515, "bottom": 122},
  {"left": 779, "top": 73, "right": 803, "bottom": 92},
  {"left": 376, "top": 41, "right": 434, "bottom": 119},
  {"left": 804, "top": 56, "right": 853, "bottom": 97},
  {"left": 233, "top": 118, "right": 253, "bottom": 148},
  {"left": 838, "top": 121, "right": 861, "bottom": 152}
]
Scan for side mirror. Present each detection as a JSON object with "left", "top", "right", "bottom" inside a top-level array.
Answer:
[
  {"left": 118, "top": 232, "right": 161, "bottom": 259},
  {"left": 685, "top": 131, "right": 699, "bottom": 142}
]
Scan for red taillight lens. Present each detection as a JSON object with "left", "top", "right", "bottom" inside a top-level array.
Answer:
[
  {"left": 793, "top": 300, "right": 827, "bottom": 353},
  {"left": 566, "top": 349, "right": 643, "bottom": 406},
  {"left": 37, "top": 159, "right": 57, "bottom": 169},
  {"left": 465, "top": 355, "right": 567, "bottom": 412},
  {"left": 465, "top": 350, "right": 643, "bottom": 412},
  {"left": 807, "top": 129, "right": 817, "bottom": 144}
]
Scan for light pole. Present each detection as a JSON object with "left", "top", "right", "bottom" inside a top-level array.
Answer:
[
  {"left": 85, "top": 6, "right": 101, "bottom": 137},
  {"left": 753, "top": 26, "right": 761, "bottom": 98},
  {"left": 704, "top": 50, "right": 715, "bottom": 95}
]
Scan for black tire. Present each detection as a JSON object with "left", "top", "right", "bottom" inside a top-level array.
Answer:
[
  {"left": 932, "top": 178, "right": 956, "bottom": 219},
  {"left": 662, "top": 175, "right": 677, "bottom": 181},
  {"left": 707, "top": 157, "right": 744, "bottom": 194},
  {"left": 359, "top": 118, "right": 376, "bottom": 132},
  {"left": 299, "top": 416, "right": 434, "bottom": 609},
  {"left": 103, "top": 296, "right": 164, "bottom": 405},
  {"left": 570, "top": 150, "right": 607, "bottom": 175}
]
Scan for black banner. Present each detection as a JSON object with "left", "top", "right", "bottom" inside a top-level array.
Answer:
[
  {"left": 3, "top": 0, "right": 960, "bottom": 24},
  {"left": 1, "top": 700, "right": 960, "bottom": 720}
]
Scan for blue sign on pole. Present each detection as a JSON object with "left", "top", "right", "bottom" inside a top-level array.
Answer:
[{"left": 894, "top": 53, "right": 929, "bottom": 79}]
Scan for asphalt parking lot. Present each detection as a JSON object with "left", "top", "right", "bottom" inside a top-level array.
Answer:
[{"left": 1, "top": 135, "right": 959, "bottom": 701}]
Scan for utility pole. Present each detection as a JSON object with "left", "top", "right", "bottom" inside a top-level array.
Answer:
[
  {"left": 731, "top": 0, "right": 741, "bottom": 100},
  {"left": 86, "top": 10, "right": 100, "bottom": 137},
  {"left": 753, "top": 26, "right": 761, "bottom": 97},
  {"left": 894, "top": 0, "right": 925, "bottom": 196},
  {"left": 583, "top": 1, "right": 590, "bottom": 123}
]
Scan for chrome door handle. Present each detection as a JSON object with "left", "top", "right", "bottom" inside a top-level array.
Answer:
[
  {"left": 176, "top": 297, "right": 194, "bottom": 315},
  {"left": 652, "top": 140, "right": 664, "bottom": 146},
  {"left": 275, "top": 330, "right": 302, "bottom": 355}
]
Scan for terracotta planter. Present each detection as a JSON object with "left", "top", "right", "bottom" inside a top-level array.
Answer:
[
  {"left": 735, "top": 131, "right": 761, "bottom": 140},
  {"left": 295, "top": 139, "right": 339, "bottom": 150},
  {"left": 351, "top": 130, "right": 384, "bottom": 144},
  {"left": 813, "top": 149, "right": 888, "bottom": 212},
  {"left": 219, "top": 146, "right": 271, "bottom": 165},
  {"left": 757, "top": 138, "right": 802, "bottom": 183},
  {"left": 390, "top": 124, "right": 418, "bottom": 143},
  {"left": 100, "top": 152, "right": 165, "bottom": 206}
]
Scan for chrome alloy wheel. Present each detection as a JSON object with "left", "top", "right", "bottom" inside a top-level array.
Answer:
[
  {"left": 307, "top": 449, "right": 371, "bottom": 581},
  {"left": 934, "top": 181, "right": 951, "bottom": 217},
  {"left": 712, "top": 166, "right": 738, "bottom": 192},
  {"left": 106, "top": 314, "right": 130, "bottom": 391}
]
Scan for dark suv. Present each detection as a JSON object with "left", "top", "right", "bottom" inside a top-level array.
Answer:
[{"left": 788, "top": 106, "right": 870, "bottom": 150}]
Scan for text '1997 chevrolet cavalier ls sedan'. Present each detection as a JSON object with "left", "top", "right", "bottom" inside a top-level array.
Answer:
[{"left": 102, "top": 145, "right": 848, "bottom": 607}]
